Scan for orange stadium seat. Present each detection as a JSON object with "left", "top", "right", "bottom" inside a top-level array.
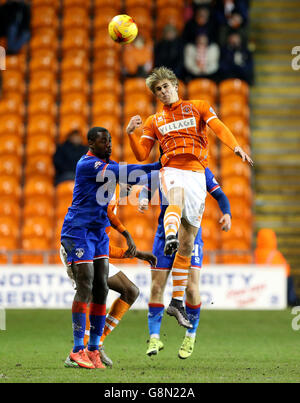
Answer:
[
  {"left": 93, "top": 30, "right": 120, "bottom": 53},
  {"left": 25, "top": 155, "right": 55, "bottom": 181},
  {"left": 27, "top": 114, "right": 56, "bottom": 138},
  {"left": 61, "top": 28, "right": 90, "bottom": 52},
  {"left": 28, "top": 71, "right": 57, "bottom": 95},
  {"left": 24, "top": 178, "right": 55, "bottom": 203},
  {"left": 222, "top": 178, "right": 252, "bottom": 203},
  {"left": 219, "top": 79, "right": 249, "bottom": 100},
  {"left": 2, "top": 70, "right": 25, "bottom": 94},
  {"left": 220, "top": 102, "right": 250, "bottom": 122},
  {"left": 187, "top": 78, "right": 217, "bottom": 103},
  {"left": 60, "top": 93, "right": 89, "bottom": 118},
  {"left": 93, "top": 51, "right": 120, "bottom": 74},
  {"left": 124, "top": 94, "right": 153, "bottom": 117},
  {"left": 61, "top": 71, "right": 89, "bottom": 95},
  {"left": 61, "top": 50, "right": 90, "bottom": 75},
  {"left": 30, "top": 29, "right": 58, "bottom": 52},
  {"left": 59, "top": 115, "right": 88, "bottom": 142},
  {"left": 0, "top": 199, "right": 21, "bottom": 220},
  {"left": 0, "top": 114, "right": 24, "bottom": 137},
  {"left": 124, "top": 78, "right": 152, "bottom": 99},
  {"left": 56, "top": 200, "right": 71, "bottom": 219},
  {"left": 126, "top": 0, "right": 152, "bottom": 10},
  {"left": 20, "top": 238, "right": 51, "bottom": 265},
  {"left": 0, "top": 175, "right": 21, "bottom": 201},
  {"left": 0, "top": 134, "right": 23, "bottom": 158},
  {"left": 27, "top": 92, "right": 57, "bottom": 117},
  {"left": 5, "top": 54, "right": 26, "bottom": 74},
  {"left": 56, "top": 180, "right": 74, "bottom": 200},
  {"left": 221, "top": 158, "right": 252, "bottom": 182},
  {"left": 31, "top": 7, "right": 58, "bottom": 31},
  {"left": 91, "top": 115, "right": 121, "bottom": 139},
  {"left": 62, "top": 7, "right": 90, "bottom": 30},
  {"left": 29, "top": 50, "right": 58, "bottom": 73},
  {"left": 0, "top": 217, "right": 19, "bottom": 239},
  {"left": 63, "top": 0, "right": 91, "bottom": 9},
  {"left": 220, "top": 93, "right": 248, "bottom": 107},
  {"left": 0, "top": 155, "right": 22, "bottom": 178},
  {"left": 31, "top": 0, "right": 60, "bottom": 10},
  {"left": 0, "top": 94, "right": 24, "bottom": 116},
  {"left": 92, "top": 93, "right": 121, "bottom": 118},
  {"left": 23, "top": 199, "right": 54, "bottom": 220},
  {"left": 0, "top": 236, "right": 19, "bottom": 264},
  {"left": 93, "top": 75, "right": 121, "bottom": 97},
  {"left": 94, "top": 0, "right": 122, "bottom": 10},
  {"left": 22, "top": 217, "right": 53, "bottom": 242},
  {"left": 26, "top": 135, "right": 55, "bottom": 158}
]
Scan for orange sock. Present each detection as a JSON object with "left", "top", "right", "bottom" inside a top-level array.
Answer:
[
  {"left": 172, "top": 253, "right": 191, "bottom": 301},
  {"left": 164, "top": 205, "right": 182, "bottom": 238},
  {"left": 99, "top": 297, "right": 130, "bottom": 346}
]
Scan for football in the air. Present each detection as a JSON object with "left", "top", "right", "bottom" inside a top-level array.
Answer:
[{"left": 108, "top": 14, "right": 138, "bottom": 44}]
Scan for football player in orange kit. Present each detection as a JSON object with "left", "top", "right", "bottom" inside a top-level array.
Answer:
[{"left": 126, "top": 66, "right": 253, "bottom": 328}]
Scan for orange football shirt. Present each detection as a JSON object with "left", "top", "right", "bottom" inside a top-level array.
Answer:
[{"left": 128, "top": 99, "right": 239, "bottom": 171}]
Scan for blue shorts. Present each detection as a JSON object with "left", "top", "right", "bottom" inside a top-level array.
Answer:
[
  {"left": 152, "top": 231, "right": 204, "bottom": 271},
  {"left": 61, "top": 223, "right": 109, "bottom": 266}
]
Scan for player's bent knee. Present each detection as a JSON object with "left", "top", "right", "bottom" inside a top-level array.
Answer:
[{"left": 126, "top": 283, "right": 140, "bottom": 305}]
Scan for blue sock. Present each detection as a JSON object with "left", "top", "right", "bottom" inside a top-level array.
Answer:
[
  {"left": 72, "top": 301, "right": 87, "bottom": 353},
  {"left": 88, "top": 303, "right": 106, "bottom": 351},
  {"left": 185, "top": 302, "right": 201, "bottom": 336},
  {"left": 148, "top": 303, "right": 164, "bottom": 338}
]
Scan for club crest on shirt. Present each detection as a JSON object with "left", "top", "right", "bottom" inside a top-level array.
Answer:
[
  {"left": 183, "top": 106, "right": 191, "bottom": 114},
  {"left": 157, "top": 116, "right": 163, "bottom": 122},
  {"left": 94, "top": 161, "right": 101, "bottom": 169},
  {"left": 75, "top": 248, "right": 84, "bottom": 258}
]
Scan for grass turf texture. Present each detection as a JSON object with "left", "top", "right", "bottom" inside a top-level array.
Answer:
[{"left": 0, "top": 309, "right": 299, "bottom": 383}]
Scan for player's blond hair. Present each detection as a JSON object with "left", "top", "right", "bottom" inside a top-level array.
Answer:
[{"left": 146, "top": 67, "right": 178, "bottom": 93}]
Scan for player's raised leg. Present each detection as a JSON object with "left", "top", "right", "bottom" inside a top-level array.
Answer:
[
  {"left": 167, "top": 218, "right": 199, "bottom": 329},
  {"left": 146, "top": 269, "right": 170, "bottom": 356},
  {"left": 179, "top": 268, "right": 201, "bottom": 359}
]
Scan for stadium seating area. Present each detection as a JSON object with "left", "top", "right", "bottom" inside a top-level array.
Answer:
[{"left": 0, "top": 0, "right": 252, "bottom": 264}]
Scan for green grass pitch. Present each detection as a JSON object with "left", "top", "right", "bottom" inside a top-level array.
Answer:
[{"left": 0, "top": 309, "right": 299, "bottom": 383}]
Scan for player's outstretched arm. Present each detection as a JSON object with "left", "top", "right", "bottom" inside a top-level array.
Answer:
[
  {"left": 210, "top": 186, "right": 232, "bottom": 232},
  {"left": 126, "top": 115, "right": 155, "bottom": 161}
]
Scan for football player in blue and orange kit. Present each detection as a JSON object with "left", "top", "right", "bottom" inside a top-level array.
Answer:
[
  {"left": 61, "top": 127, "right": 160, "bottom": 369},
  {"left": 138, "top": 168, "right": 231, "bottom": 359}
]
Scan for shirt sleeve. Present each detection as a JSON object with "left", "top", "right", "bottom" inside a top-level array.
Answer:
[
  {"left": 198, "top": 100, "right": 239, "bottom": 151},
  {"left": 109, "top": 244, "right": 127, "bottom": 259}
]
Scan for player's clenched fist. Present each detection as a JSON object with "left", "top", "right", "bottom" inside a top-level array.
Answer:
[{"left": 126, "top": 115, "right": 143, "bottom": 134}]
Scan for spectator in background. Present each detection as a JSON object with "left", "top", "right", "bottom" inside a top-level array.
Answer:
[
  {"left": 219, "top": 31, "right": 253, "bottom": 85},
  {"left": 182, "top": 6, "right": 216, "bottom": 44},
  {"left": 215, "top": 0, "right": 249, "bottom": 46},
  {"left": 184, "top": 33, "right": 220, "bottom": 81},
  {"left": 53, "top": 130, "right": 88, "bottom": 186},
  {"left": 255, "top": 229, "right": 298, "bottom": 306},
  {"left": 122, "top": 35, "right": 153, "bottom": 78},
  {"left": 154, "top": 24, "right": 184, "bottom": 80},
  {"left": 0, "top": 0, "right": 31, "bottom": 55}
]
